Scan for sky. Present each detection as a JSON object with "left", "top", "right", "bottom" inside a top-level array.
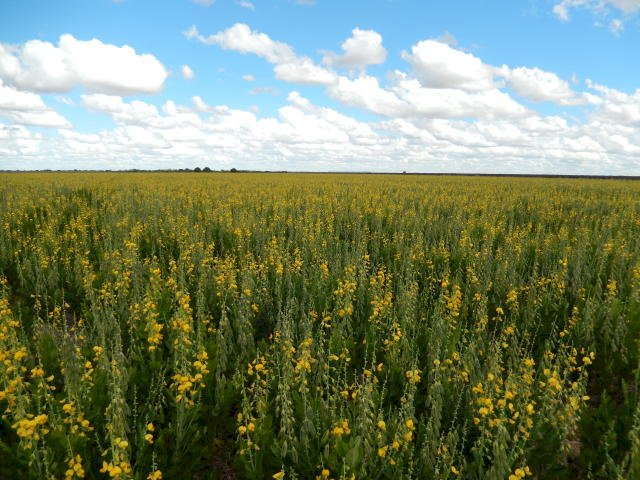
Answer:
[{"left": 1, "top": 0, "right": 639, "bottom": 174}]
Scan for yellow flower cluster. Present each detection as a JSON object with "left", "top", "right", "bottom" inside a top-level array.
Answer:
[
  {"left": 171, "top": 350, "right": 209, "bottom": 407},
  {"left": 405, "top": 369, "right": 422, "bottom": 384},
  {"left": 331, "top": 419, "right": 351, "bottom": 437},
  {"left": 508, "top": 466, "right": 532, "bottom": 480},
  {"left": 293, "top": 337, "right": 315, "bottom": 380},
  {"left": 147, "top": 470, "right": 163, "bottom": 480},
  {"left": 60, "top": 400, "right": 93, "bottom": 437},
  {"left": 12, "top": 414, "right": 49, "bottom": 448},
  {"left": 64, "top": 455, "right": 85, "bottom": 480},
  {"left": 100, "top": 460, "right": 132, "bottom": 479},
  {"left": 145, "top": 422, "right": 155, "bottom": 444},
  {"left": 444, "top": 283, "right": 463, "bottom": 320}
]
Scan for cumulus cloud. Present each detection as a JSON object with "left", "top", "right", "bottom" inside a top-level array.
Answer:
[
  {"left": 187, "top": 24, "right": 530, "bottom": 120},
  {"left": 0, "top": 35, "right": 168, "bottom": 95},
  {"left": 498, "top": 66, "right": 590, "bottom": 105},
  {"left": 586, "top": 80, "right": 640, "bottom": 125},
  {"left": 181, "top": 65, "right": 195, "bottom": 80},
  {"left": 389, "top": 73, "right": 529, "bottom": 119},
  {"left": 185, "top": 23, "right": 296, "bottom": 63},
  {"left": 3, "top": 23, "right": 639, "bottom": 174},
  {"left": 401, "top": 40, "right": 495, "bottom": 92},
  {"left": 0, "top": 79, "right": 71, "bottom": 128},
  {"left": 185, "top": 23, "right": 336, "bottom": 85},
  {"left": 274, "top": 59, "right": 336, "bottom": 85},
  {"left": 1, "top": 88, "right": 639, "bottom": 174},
  {"left": 322, "top": 28, "right": 387, "bottom": 70},
  {"left": 327, "top": 75, "right": 410, "bottom": 117}
]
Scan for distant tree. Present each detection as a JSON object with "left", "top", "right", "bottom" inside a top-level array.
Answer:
[
  {"left": 194, "top": 167, "right": 202, "bottom": 172},
  {"left": 230, "top": 168, "right": 238, "bottom": 173},
  {"left": 203, "top": 166, "right": 211, "bottom": 172}
]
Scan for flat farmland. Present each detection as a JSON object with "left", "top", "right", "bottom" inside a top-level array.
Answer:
[{"left": 1, "top": 173, "right": 639, "bottom": 479}]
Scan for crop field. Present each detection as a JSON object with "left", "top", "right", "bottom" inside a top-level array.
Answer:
[{"left": 1, "top": 173, "right": 640, "bottom": 480}]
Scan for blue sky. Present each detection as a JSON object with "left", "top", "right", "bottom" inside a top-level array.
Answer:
[{"left": 1, "top": 0, "right": 639, "bottom": 173}]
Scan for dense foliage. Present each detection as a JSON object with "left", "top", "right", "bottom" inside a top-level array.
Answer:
[{"left": 1, "top": 173, "right": 640, "bottom": 479}]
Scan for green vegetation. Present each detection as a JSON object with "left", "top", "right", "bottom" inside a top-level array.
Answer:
[{"left": 1, "top": 173, "right": 639, "bottom": 479}]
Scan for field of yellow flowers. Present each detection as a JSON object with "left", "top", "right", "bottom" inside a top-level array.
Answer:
[{"left": 1, "top": 172, "right": 639, "bottom": 480}]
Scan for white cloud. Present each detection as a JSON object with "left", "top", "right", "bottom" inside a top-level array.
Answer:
[
  {"left": 82, "top": 93, "right": 202, "bottom": 129},
  {"left": 499, "top": 66, "right": 588, "bottom": 105},
  {"left": 0, "top": 80, "right": 46, "bottom": 111},
  {"left": 553, "top": 0, "right": 640, "bottom": 32},
  {"left": 187, "top": 23, "right": 600, "bottom": 123},
  {"left": 0, "top": 35, "right": 168, "bottom": 95},
  {"left": 186, "top": 23, "right": 337, "bottom": 85},
  {"left": 586, "top": 80, "right": 640, "bottom": 124},
  {"left": 242, "top": 74, "right": 255, "bottom": 81},
  {"left": 274, "top": 59, "right": 336, "bottom": 85},
  {"left": 1, "top": 89, "right": 639, "bottom": 174},
  {"left": 401, "top": 40, "right": 495, "bottom": 92},
  {"left": 390, "top": 74, "right": 529, "bottom": 119},
  {"left": 181, "top": 65, "right": 195, "bottom": 80},
  {"left": 329, "top": 75, "right": 407, "bottom": 117},
  {"left": 553, "top": 0, "right": 587, "bottom": 21},
  {"left": 0, "top": 79, "right": 71, "bottom": 128},
  {"left": 2, "top": 23, "right": 639, "bottom": 174},
  {"left": 237, "top": 0, "right": 255, "bottom": 9},
  {"left": 323, "top": 28, "right": 387, "bottom": 70},
  {"left": 186, "top": 23, "right": 296, "bottom": 63}
]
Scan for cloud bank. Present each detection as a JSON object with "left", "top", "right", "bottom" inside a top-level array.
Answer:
[{"left": 1, "top": 27, "right": 639, "bottom": 175}]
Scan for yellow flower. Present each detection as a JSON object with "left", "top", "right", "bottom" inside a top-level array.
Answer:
[
  {"left": 377, "top": 420, "right": 386, "bottom": 431},
  {"left": 451, "top": 466, "right": 460, "bottom": 475},
  {"left": 147, "top": 471, "right": 163, "bottom": 480},
  {"left": 378, "top": 446, "right": 388, "bottom": 458},
  {"left": 145, "top": 433, "right": 154, "bottom": 444},
  {"left": 273, "top": 471, "right": 285, "bottom": 480},
  {"left": 405, "top": 369, "right": 421, "bottom": 384}
]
